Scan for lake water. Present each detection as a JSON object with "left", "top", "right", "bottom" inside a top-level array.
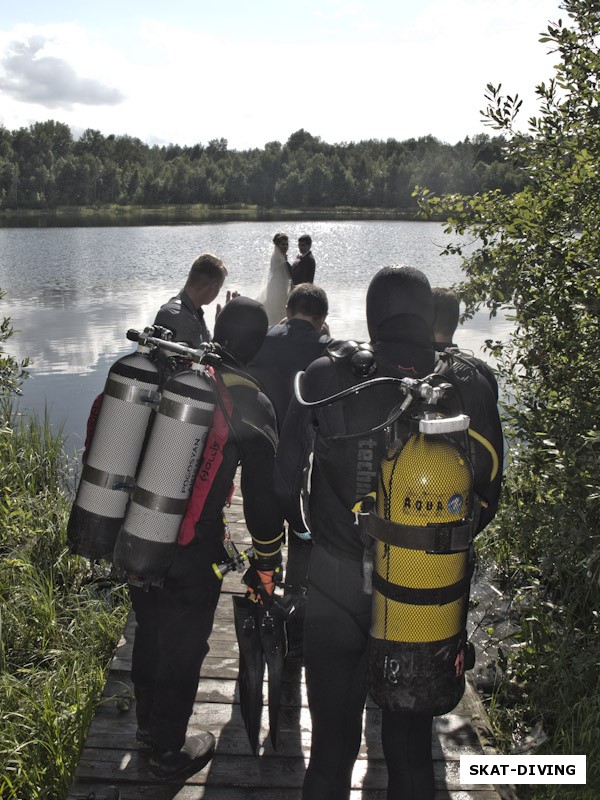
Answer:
[{"left": 0, "top": 220, "right": 509, "bottom": 448}]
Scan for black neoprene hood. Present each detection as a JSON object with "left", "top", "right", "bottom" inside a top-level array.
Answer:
[
  {"left": 366, "top": 265, "right": 434, "bottom": 342},
  {"left": 213, "top": 296, "right": 269, "bottom": 365}
]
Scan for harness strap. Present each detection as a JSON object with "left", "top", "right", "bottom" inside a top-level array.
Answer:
[
  {"left": 364, "top": 512, "right": 472, "bottom": 553},
  {"left": 372, "top": 571, "right": 471, "bottom": 606}
]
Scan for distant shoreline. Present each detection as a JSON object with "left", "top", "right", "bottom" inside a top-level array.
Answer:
[{"left": 0, "top": 203, "right": 441, "bottom": 227}]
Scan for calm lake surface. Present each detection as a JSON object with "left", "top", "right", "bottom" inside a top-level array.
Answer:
[{"left": 0, "top": 220, "right": 509, "bottom": 448}]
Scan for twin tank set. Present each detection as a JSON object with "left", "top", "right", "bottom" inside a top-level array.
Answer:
[{"left": 67, "top": 328, "right": 218, "bottom": 584}]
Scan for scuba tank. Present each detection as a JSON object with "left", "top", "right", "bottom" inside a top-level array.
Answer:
[
  {"left": 112, "top": 358, "right": 217, "bottom": 584},
  {"left": 295, "top": 351, "right": 478, "bottom": 716},
  {"left": 67, "top": 340, "right": 160, "bottom": 560},
  {"left": 366, "top": 401, "right": 475, "bottom": 715}
]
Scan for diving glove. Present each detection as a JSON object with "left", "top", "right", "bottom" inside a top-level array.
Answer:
[{"left": 243, "top": 565, "right": 282, "bottom": 604}]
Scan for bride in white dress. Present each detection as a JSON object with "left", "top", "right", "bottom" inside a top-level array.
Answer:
[{"left": 256, "top": 232, "right": 292, "bottom": 325}]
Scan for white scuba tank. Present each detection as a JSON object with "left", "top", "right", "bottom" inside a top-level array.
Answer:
[
  {"left": 67, "top": 343, "right": 160, "bottom": 560},
  {"left": 113, "top": 361, "right": 216, "bottom": 583}
]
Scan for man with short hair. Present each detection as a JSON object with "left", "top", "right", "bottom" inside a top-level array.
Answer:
[
  {"left": 290, "top": 235, "right": 316, "bottom": 286},
  {"left": 154, "top": 253, "right": 228, "bottom": 346},
  {"left": 248, "top": 283, "right": 332, "bottom": 657},
  {"left": 248, "top": 282, "right": 331, "bottom": 427},
  {"left": 431, "top": 286, "right": 499, "bottom": 399},
  {"left": 80, "top": 253, "right": 228, "bottom": 458}
]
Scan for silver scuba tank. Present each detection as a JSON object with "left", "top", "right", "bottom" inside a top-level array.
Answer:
[
  {"left": 67, "top": 342, "right": 160, "bottom": 560},
  {"left": 112, "top": 361, "right": 217, "bottom": 583}
]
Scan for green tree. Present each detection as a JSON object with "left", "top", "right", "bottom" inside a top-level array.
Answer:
[
  {"left": 0, "top": 290, "right": 28, "bottom": 403},
  {"left": 276, "top": 169, "right": 303, "bottom": 206},
  {"left": 0, "top": 121, "right": 531, "bottom": 210},
  {"left": 75, "top": 128, "right": 108, "bottom": 159},
  {"left": 416, "top": 3, "right": 599, "bottom": 794},
  {"left": 303, "top": 153, "right": 333, "bottom": 206},
  {"left": 0, "top": 160, "right": 19, "bottom": 208},
  {"left": 285, "top": 129, "right": 320, "bottom": 153},
  {"left": 206, "top": 137, "right": 228, "bottom": 157}
]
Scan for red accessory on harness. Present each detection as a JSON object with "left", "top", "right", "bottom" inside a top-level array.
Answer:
[{"left": 177, "top": 367, "right": 234, "bottom": 545}]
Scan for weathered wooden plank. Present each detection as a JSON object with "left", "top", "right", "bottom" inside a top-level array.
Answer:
[
  {"left": 102, "top": 671, "right": 477, "bottom": 726},
  {"left": 71, "top": 747, "right": 494, "bottom": 792},
  {"left": 82, "top": 704, "right": 483, "bottom": 762},
  {"left": 68, "top": 481, "right": 511, "bottom": 800},
  {"left": 102, "top": 678, "right": 307, "bottom": 709},
  {"left": 68, "top": 784, "right": 502, "bottom": 800},
  {"left": 95, "top": 679, "right": 483, "bottom": 758}
]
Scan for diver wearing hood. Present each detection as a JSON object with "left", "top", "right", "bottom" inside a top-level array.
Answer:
[
  {"left": 275, "top": 266, "right": 503, "bottom": 800},
  {"left": 431, "top": 285, "right": 499, "bottom": 400},
  {"left": 129, "top": 296, "right": 284, "bottom": 781}
]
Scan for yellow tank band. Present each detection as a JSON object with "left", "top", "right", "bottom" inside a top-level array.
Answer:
[
  {"left": 374, "top": 542, "right": 468, "bottom": 588},
  {"left": 468, "top": 429, "right": 500, "bottom": 481}
]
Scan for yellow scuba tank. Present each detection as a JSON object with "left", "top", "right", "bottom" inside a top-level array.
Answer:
[
  {"left": 367, "top": 408, "right": 476, "bottom": 716},
  {"left": 294, "top": 352, "right": 480, "bottom": 715}
]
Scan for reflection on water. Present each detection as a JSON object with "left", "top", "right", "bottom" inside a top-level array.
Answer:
[
  {"left": 1, "top": 220, "right": 510, "bottom": 444},
  {"left": 9, "top": 295, "right": 167, "bottom": 375}
]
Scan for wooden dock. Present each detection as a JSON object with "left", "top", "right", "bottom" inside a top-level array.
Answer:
[{"left": 67, "top": 490, "right": 514, "bottom": 800}]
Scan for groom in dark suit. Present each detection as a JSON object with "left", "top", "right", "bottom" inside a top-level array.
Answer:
[{"left": 290, "top": 234, "right": 316, "bottom": 285}]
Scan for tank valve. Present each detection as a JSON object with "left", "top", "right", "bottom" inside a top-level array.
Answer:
[{"left": 212, "top": 545, "right": 255, "bottom": 580}]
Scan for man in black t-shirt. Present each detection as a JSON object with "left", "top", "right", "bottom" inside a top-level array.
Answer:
[
  {"left": 154, "top": 252, "right": 228, "bottom": 346},
  {"left": 248, "top": 283, "right": 331, "bottom": 426},
  {"left": 248, "top": 284, "right": 331, "bottom": 656}
]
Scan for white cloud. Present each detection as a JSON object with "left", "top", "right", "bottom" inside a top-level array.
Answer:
[
  {"left": 0, "top": 1, "right": 562, "bottom": 147},
  {"left": 0, "top": 35, "right": 124, "bottom": 108}
]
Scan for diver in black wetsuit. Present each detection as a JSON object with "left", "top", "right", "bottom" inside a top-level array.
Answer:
[
  {"left": 275, "top": 266, "right": 503, "bottom": 800},
  {"left": 248, "top": 283, "right": 332, "bottom": 656},
  {"left": 129, "top": 297, "right": 284, "bottom": 781},
  {"left": 431, "top": 285, "right": 499, "bottom": 400}
]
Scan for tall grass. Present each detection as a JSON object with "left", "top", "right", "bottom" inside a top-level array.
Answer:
[{"left": 0, "top": 406, "right": 128, "bottom": 799}]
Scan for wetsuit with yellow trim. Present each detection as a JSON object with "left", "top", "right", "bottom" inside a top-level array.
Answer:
[{"left": 275, "top": 304, "right": 503, "bottom": 799}]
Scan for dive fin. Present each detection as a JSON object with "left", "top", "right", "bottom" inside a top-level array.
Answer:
[
  {"left": 258, "top": 598, "right": 289, "bottom": 749},
  {"left": 233, "top": 595, "right": 265, "bottom": 754}
]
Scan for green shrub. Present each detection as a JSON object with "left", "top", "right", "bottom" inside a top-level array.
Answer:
[
  {"left": 0, "top": 408, "right": 129, "bottom": 800},
  {"left": 417, "top": 3, "right": 600, "bottom": 796}
]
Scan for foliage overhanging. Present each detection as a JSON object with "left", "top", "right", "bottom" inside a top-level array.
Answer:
[{"left": 416, "top": 2, "right": 599, "bottom": 796}]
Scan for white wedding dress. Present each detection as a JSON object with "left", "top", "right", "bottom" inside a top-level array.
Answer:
[{"left": 256, "top": 246, "right": 292, "bottom": 326}]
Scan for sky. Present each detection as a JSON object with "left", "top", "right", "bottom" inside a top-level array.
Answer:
[{"left": 0, "top": 0, "right": 565, "bottom": 151}]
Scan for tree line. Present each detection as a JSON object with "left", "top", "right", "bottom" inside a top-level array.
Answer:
[{"left": 0, "top": 122, "right": 526, "bottom": 211}]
